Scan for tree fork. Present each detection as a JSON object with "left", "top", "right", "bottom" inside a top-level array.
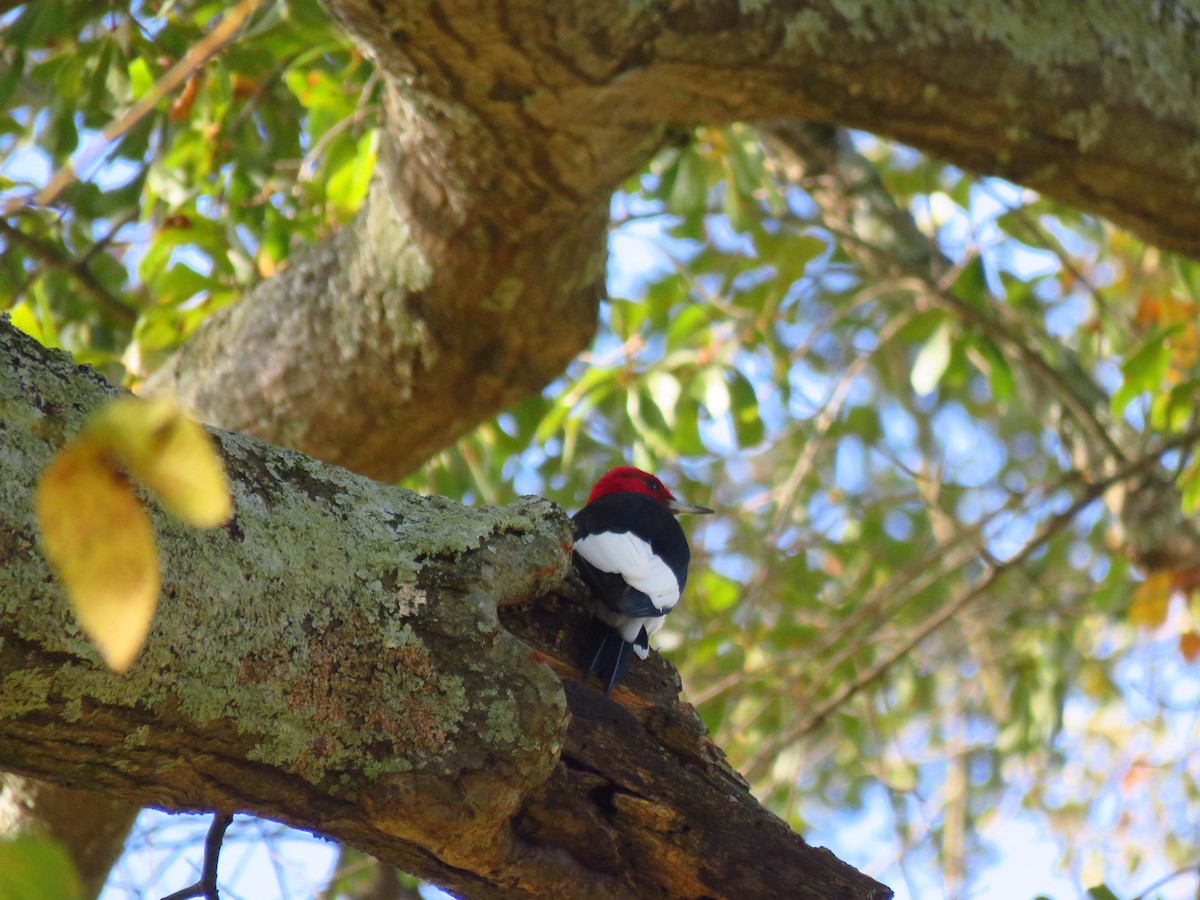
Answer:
[{"left": 150, "top": 1, "right": 1200, "bottom": 484}]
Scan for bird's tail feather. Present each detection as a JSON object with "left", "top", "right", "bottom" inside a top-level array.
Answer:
[{"left": 582, "top": 619, "right": 633, "bottom": 696}]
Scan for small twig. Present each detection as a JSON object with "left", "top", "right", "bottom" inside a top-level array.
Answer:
[
  {"left": 741, "top": 422, "right": 1200, "bottom": 776},
  {"left": 792, "top": 424, "right": 1200, "bottom": 738},
  {"left": 159, "top": 812, "right": 234, "bottom": 900},
  {"left": 79, "top": 203, "right": 143, "bottom": 267},
  {"left": 1131, "top": 859, "right": 1200, "bottom": 900},
  {"left": 0, "top": 218, "right": 138, "bottom": 324},
  {"left": 299, "top": 103, "right": 380, "bottom": 181}
]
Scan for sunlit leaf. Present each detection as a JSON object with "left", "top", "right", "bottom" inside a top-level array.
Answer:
[
  {"left": 1181, "top": 460, "right": 1200, "bottom": 514},
  {"left": 1127, "top": 573, "right": 1173, "bottom": 629},
  {"left": 35, "top": 397, "right": 232, "bottom": 671},
  {"left": 326, "top": 130, "right": 379, "bottom": 222},
  {"left": 911, "top": 321, "right": 953, "bottom": 396},
  {"left": 699, "top": 570, "right": 741, "bottom": 613},
  {"left": 702, "top": 369, "right": 730, "bottom": 419},
  {"left": 1111, "top": 328, "right": 1177, "bottom": 419},
  {"left": 36, "top": 439, "right": 160, "bottom": 673},
  {"left": 645, "top": 371, "right": 681, "bottom": 428},
  {"left": 91, "top": 397, "right": 232, "bottom": 528}
]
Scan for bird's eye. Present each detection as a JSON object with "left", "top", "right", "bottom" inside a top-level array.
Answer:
[{"left": 643, "top": 477, "right": 661, "bottom": 493}]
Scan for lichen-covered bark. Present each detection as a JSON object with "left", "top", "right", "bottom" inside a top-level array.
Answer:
[
  {"left": 0, "top": 320, "right": 890, "bottom": 898},
  {"left": 149, "top": 0, "right": 1200, "bottom": 483},
  {"left": 2, "top": 319, "right": 569, "bottom": 891}
]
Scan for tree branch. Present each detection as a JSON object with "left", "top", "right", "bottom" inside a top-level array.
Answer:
[
  {"left": 0, "top": 219, "right": 138, "bottom": 326},
  {"left": 149, "top": 0, "right": 1200, "bottom": 482},
  {"left": 160, "top": 813, "right": 233, "bottom": 900},
  {"left": 0, "top": 319, "right": 889, "bottom": 900}
]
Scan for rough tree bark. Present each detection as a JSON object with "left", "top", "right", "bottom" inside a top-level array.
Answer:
[
  {"left": 0, "top": 320, "right": 890, "bottom": 898},
  {"left": 148, "top": 0, "right": 1200, "bottom": 482}
]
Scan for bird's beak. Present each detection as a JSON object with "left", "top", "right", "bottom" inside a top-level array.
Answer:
[{"left": 666, "top": 498, "right": 714, "bottom": 516}]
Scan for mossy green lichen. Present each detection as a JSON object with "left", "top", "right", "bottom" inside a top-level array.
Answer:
[
  {"left": 776, "top": 1, "right": 1200, "bottom": 126},
  {"left": 0, "top": 671, "right": 50, "bottom": 717},
  {"left": 2, "top": 318, "right": 571, "bottom": 802},
  {"left": 484, "top": 690, "right": 521, "bottom": 747},
  {"left": 62, "top": 698, "right": 82, "bottom": 723}
]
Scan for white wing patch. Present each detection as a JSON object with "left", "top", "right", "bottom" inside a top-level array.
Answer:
[
  {"left": 596, "top": 608, "right": 661, "bottom": 658},
  {"left": 574, "top": 530, "right": 680, "bottom": 612}
]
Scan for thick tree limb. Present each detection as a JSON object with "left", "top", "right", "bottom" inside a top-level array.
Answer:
[
  {"left": 0, "top": 320, "right": 889, "bottom": 899},
  {"left": 149, "top": 0, "right": 1200, "bottom": 481}
]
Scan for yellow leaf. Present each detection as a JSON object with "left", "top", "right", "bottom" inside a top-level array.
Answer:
[
  {"left": 89, "top": 397, "right": 231, "bottom": 527},
  {"left": 35, "top": 444, "right": 159, "bottom": 673},
  {"left": 1128, "top": 572, "right": 1174, "bottom": 629}
]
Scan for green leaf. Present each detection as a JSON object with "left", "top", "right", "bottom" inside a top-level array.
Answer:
[
  {"left": 7, "top": 304, "right": 47, "bottom": 346},
  {"left": 645, "top": 371, "right": 681, "bottom": 427},
  {"left": 668, "top": 148, "right": 709, "bottom": 216},
  {"left": 672, "top": 396, "right": 705, "bottom": 456},
  {"left": 1176, "top": 256, "right": 1200, "bottom": 305},
  {"left": 723, "top": 181, "right": 754, "bottom": 233},
  {"left": 1180, "top": 460, "right": 1200, "bottom": 514},
  {"left": 84, "top": 38, "right": 117, "bottom": 117},
  {"left": 0, "top": 837, "right": 84, "bottom": 900},
  {"left": 970, "top": 334, "right": 1015, "bottom": 404},
  {"left": 1110, "top": 327, "right": 1178, "bottom": 419},
  {"left": 665, "top": 304, "right": 711, "bottom": 350},
  {"left": 756, "top": 231, "right": 825, "bottom": 285},
  {"left": 628, "top": 387, "right": 674, "bottom": 457},
  {"left": 46, "top": 106, "right": 79, "bottom": 160},
  {"left": 128, "top": 57, "right": 155, "bottom": 99},
  {"left": 1149, "top": 379, "right": 1198, "bottom": 433},
  {"left": 609, "top": 298, "right": 648, "bottom": 340},
  {"left": 0, "top": 49, "right": 23, "bottom": 109},
  {"left": 911, "top": 321, "right": 953, "bottom": 396},
  {"left": 699, "top": 570, "right": 741, "bottom": 612},
  {"left": 840, "top": 406, "right": 882, "bottom": 443},
  {"left": 729, "top": 370, "right": 764, "bottom": 447},
  {"left": 326, "top": 130, "right": 378, "bottom": 221}
]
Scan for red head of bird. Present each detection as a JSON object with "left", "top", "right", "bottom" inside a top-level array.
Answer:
[{"left": 586, "top": 466, "right": 714, "bottom": 515}]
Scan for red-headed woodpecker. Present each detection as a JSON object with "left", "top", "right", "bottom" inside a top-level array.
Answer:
[{"left": 572, "top": 466, "right": 713, "bottom": 695}]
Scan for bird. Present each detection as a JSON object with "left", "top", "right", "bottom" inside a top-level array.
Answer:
[{"left": 571, "top": 466, "right": 713, "bottom": 695}]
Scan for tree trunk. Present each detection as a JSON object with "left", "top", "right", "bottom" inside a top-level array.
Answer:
[{"left": 0, "top": 319, "right": 889, "bottom": 898}]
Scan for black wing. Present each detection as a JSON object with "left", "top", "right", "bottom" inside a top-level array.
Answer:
[
  {"left": 571, "top": 491, "right": 691, "bottom": 590},
  {"left": 572, "top": 551, "right": 668, "bottom": 619}
]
